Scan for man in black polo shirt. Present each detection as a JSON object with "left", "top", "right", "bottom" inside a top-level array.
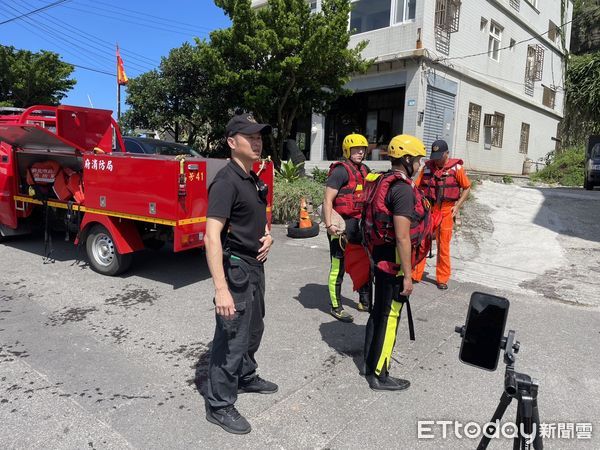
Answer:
[{"left": 204, "top": 114, "right": 276, "bottom": 435}]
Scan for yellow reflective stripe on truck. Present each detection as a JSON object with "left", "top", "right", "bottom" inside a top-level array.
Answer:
[{"left": 13, "top": 195, "right": 206, "bottom": 227}]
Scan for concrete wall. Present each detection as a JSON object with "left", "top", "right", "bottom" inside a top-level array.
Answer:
[{"left": 453, "top": 76, "right": 560, "bottom": 174}]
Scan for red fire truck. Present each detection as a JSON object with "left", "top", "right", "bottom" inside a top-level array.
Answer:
[{"left": 0, "top": 105, "right": 274, "bottom": 275}]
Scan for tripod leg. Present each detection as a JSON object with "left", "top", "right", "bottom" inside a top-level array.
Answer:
[
  {"left": 478, "top": 391, "right": 513, "bottom": 450},
  {"left": 517, "top": 395, "right": 535, "bottom": 450},
  {"left": 532, "top": 398, "right": 543, "bottom": 450},
  {"left": 514, "top": 401, "right": 522, "bottom": 450}
]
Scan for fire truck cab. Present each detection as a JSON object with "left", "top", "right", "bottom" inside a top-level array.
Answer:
[{"left": 0, "top": 105, "right": 274, "bottom": 276}]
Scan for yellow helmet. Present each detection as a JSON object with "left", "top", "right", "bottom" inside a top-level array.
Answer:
[
  {"left": 387, "top": 134, "right": 426, "bottom": 159},
  {"left": 342, "top": 133, "right": 368, "bottom": 158}
]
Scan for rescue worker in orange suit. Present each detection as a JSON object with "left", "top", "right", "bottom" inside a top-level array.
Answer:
[
  {"left": 322, "top": 133, "right": 372, "bottom": 323},
  {"left": 362, "top": 134, "right": 426, "bottom": 391},
  {"left": 413, "top": 140, "right": 471, "bottom": 290}
]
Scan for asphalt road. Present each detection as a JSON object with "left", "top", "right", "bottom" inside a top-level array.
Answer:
[{"left": 1, "top": 183, "right": 599, "bottom": 449}]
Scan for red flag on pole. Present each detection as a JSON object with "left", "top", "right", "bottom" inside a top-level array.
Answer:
[{"left": 116, "top": 45, "right": 128, "bottom": 86}]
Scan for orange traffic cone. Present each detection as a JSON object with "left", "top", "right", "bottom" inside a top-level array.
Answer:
[{"left": 299, "top": 197, "right": 312, "bottom": 229}]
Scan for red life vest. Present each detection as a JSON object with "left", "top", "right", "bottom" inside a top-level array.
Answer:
[
  {"left": 26, "top": 160, "right": 62, "bottom": 186},
  {"left": 420, "top": 159, "right": 464, "bottom": 204},
  {"left": 329, "top": 160, "right": 369, "bottom": 219},
  {"left": 26, "top": 160, "right": 72, "bottom": 201},
  {"left": 362, "top": 171, "right": 441, "bottom": 269}
]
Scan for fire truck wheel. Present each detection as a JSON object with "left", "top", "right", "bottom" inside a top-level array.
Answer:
[
  {"left": 287, "top": 221, "right": 320, "bottom": 239},
  {"left": 86, "top": 224, "right": 133, "bottom": 276}
]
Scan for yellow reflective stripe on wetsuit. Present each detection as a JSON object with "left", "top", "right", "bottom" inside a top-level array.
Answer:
[
  {"left": 375, "top": 300, "right": 404, "bottom": 375},
  {"left": 329, "top": 237, "right": 343, "bottom": 309}
]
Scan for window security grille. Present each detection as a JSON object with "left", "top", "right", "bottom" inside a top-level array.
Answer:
[
  {"left": 466, "top": 103, "right": 481, "bottom": 142},
  {"left": 492, "top": 113, "right": 504, "bottom": 147},
  {"left": 484, "top": 113, "right": 504, "bottom": 147},
  {"left": 435, "top": 0, "right": 461, "bottom": 33},
  {"left": 519, "top": 123, "right": 530, "bottom": 154},
  {"left": 525, "top": 44, "right": 545, "bottom": 81}
]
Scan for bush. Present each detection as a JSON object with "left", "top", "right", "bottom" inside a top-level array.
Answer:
[
  {"left": 502, "top": 175, "right": 514, "bottom": 184},
  {"left": 275, "top": 160, "right": 304, "bottom": 183},
  {"left": 530, "top": 146, "right": 585, "bottom": 186},
  {"left": 311, "top": 167, "right": 329, "bottom": 185},
  {"left": 273, "top": 177, "right": 325, "bottom": 224}
]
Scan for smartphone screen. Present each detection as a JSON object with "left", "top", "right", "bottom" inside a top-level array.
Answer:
[{"left": 459, "top": 292, "right": 510, "bottom": 371}]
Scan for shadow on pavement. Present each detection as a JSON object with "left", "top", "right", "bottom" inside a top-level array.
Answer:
[
  {"left": 529, "top": 186, "right": 600, "bottom": 243},
  {"left": 2, "top": 232, "right": 211, "bottom": 288},
  {"left": 319, "top": 320, "right": 366, "bottom": 376},
  {"left": 295, "top": 282, "right": 366, "bottom": 376}
]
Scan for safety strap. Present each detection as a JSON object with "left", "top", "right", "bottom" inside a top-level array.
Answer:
[
  {"left": 392, "top": 280, "right": 415, "bottom": 341},
  {"left": 42, "top": 200, "right": 54, "bottom": 263}
]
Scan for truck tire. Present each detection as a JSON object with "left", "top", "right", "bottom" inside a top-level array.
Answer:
[{"left": 86, "top": 224, "right": 133, "bottom": 276}]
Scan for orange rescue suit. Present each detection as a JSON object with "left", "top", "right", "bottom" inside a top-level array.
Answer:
[{"left": 413, "top": 160, "right": 471, "bottom": 284}]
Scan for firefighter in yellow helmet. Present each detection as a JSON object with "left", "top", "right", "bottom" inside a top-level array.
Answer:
[
  {"left": 322, "top": 133, "right": 372, "bottom": 322},
  {"left": 362, "top": 134, "right": 426, "bottom": 391}
]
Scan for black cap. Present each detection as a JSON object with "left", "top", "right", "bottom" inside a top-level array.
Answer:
[
  {"left": 430, "top": 139, "right": 449, "bottom": 160},
  {"left": 226, "top": 114, "right": 272, "bottom": 137}
]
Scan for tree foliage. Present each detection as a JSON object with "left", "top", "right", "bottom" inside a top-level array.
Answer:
[
  {"left": 0, "top": 45, "right": 76, "bottom": 107},
  {"left": 121, "top": 42, "right": 229, "bottom": 151},
  {"left": 210, "top": 0, "right": 370, "bottom": 165},
  {"left": 561, "top": 2, "right": 600, "bottom": 145},
  {"left": 123, "top": 0, "right": 370, "bottom": 163},
  {"left": 570, "top": 0, "right": 600, "bottom": 55},
  {"left": 562, "top": 53, "right": 600, "bottom": 145}
]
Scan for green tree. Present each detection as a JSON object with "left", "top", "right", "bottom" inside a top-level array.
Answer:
[
  {"left": 209, "top": 0, "right": 370, "bottom": 165},
  {"left": 122, "top": 42, "right": 230, "bottom": 152},
  {"left": 562, "top": 52, "right": 600, "bottom": 145},
  {"left": 0, "top": 45, "right": 75, "bottom": 107},
  {"left": 570, "top": 1, "right": 600, "bottom": 55}
]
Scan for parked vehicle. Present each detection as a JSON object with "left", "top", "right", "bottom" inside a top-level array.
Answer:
[
  {"left": 584, "top": 135, "right": 600, "bottom": 190},
  {"left": 0, "top": 105, "right": 274, "bottom": 275},
  {"left": 123, "top": 136, "right": 202, "bottom": 157}
]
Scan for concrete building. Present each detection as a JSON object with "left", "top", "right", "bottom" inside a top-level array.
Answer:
[{"left": 252, "top": 0, "right": 573, "bottom": 174}]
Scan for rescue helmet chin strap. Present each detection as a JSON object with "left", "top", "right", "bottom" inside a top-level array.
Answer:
[{"left": 401, "top": 155, "right": 415, "bottom": 178}]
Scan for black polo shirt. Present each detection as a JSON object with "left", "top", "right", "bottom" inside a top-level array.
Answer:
[{"left": 207, "top": 160, "right": 267, "bottom": 265}]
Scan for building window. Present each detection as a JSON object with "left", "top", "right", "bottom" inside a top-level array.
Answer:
[
  {"left": 510, "top": 38, "right": 516, "bottom": 51},
  {"left": 548, "top": 21, "right": 561, "bottom": 45},
  {"left": 309, "top": 1, "right": 318, "bottom": 12},
  {"left": 543, "top": 86, "right": 556, "bottom": 109},
  {"left": 395, "top": 0, "right": 416, "bottom": 23},
  {"left": 435, "top": 0, "right": 461, "bottom": 33},
  {"left": 484, "top": 112, "right": 505, "bottom": 147},
  {"left": 519, "top": 123, "right": 530, "bottom": 154},
  {"left": 466, "top": 103, "right": 482, "bottom": 142},
  {"left": 488, "top": 21, "right": 502, "bottom": 61},
  {"left": 509, "top": 0, "right": 520, "bottom": 11},
  {"left": 350, "top": 0, "right": 391, "bottom": 34}
]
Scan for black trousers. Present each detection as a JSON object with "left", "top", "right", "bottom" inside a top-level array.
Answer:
[
  {"left": 364, "top": 266, "right": 407, "bottom": 377},
  {"left": 206, "top": 258, "right": 265, "bottom": 409}
]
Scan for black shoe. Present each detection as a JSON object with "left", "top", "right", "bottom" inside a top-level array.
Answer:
[
  {"left": 366, "top": 374, "right": 410, "bottom": 391},
  {"left": 238, "top": 375, "right": 278, "bottom": 394},
  {"left": 437, "top": 283, "right": 448, "bottom": 290},
  {"left": 386, "top": 375, "right": 411, "bottom": 390},
  {"left": 206, "top": 404, "right": 251, "bottom": 434}
]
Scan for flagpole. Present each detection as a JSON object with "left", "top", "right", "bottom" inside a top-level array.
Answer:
[{"left": 116, "top": 42, "right": 120, "bottom": 120}]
